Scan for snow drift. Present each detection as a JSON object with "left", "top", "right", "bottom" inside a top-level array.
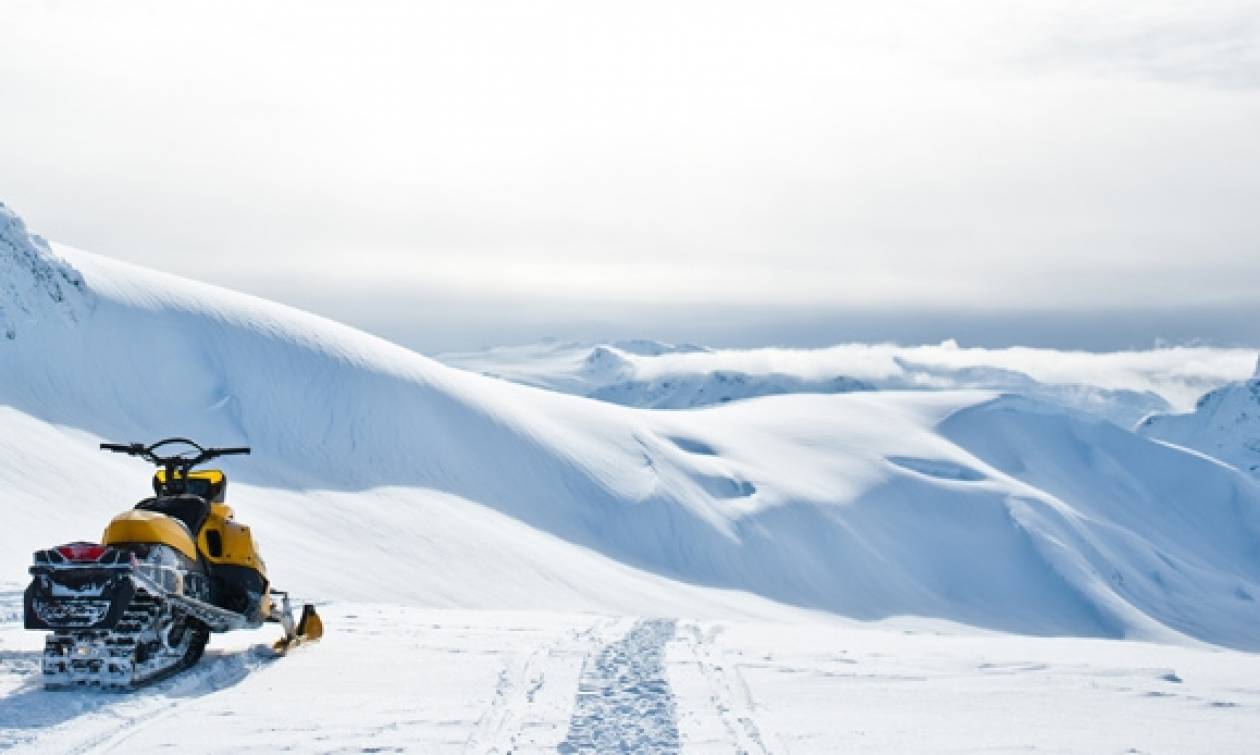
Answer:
[{"left": 2, "top": 205, "right": 1259, "bottom": 650}]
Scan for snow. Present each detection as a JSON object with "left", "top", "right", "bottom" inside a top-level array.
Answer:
[
  {"left": 590, "top": 370, "right": 875, "bottom": 411},
  {"left": 2, "top": 203, "right": 1259, "bottom": 752},
  {"left": 0, "top": 202, "right": 86, "bottom": 341},
  {"left": 1139, "top": 365, "right": 1260, "bottom": 479},
  {"left": 671, "top": 620, "right": 1260, "bottom": 754},
  {"left": 559, "top": 618, "right": 680, "bottom": 753},
  {"left": 439, "top": 339, "right": 1256, "bottom": 424},
  {"left": 4, "top": 603, "right": 1260, "bottom": 754}
]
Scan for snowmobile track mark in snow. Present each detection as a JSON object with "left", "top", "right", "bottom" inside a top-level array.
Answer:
[
  {"left": 558, "top": 618, "right": 680, "bottom": 754},
  {"left": 462, "top": 617, "right": 613, "bottom": 754},
  {"left": 678, "top": 621, "right": 773, "bottom": 755},
  {"left": 462, "top": 637, "right": 555, "bottom": 754}
]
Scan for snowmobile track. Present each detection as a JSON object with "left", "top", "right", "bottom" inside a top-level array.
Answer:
[
  {"left": 558, "top": 618, "right": 681, "bottom": 754},
  {"left": 462, "top": 617, "right": 615, "bottom": 754},
  {"left": 678, "top": 621, "right": 774, "bottom": 754}
]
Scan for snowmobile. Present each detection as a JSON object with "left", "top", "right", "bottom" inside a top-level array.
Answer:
[{"left": 23, "top": 438, "right": 322, "bottom": 690}]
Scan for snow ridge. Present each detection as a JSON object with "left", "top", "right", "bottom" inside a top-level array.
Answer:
[{"left": 0, "top": 202, "right": 86, "bottom": 340}]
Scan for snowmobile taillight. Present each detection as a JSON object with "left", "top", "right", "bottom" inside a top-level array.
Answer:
[{"left": 54, "top": 543, "right": 108, "bottom": 562}]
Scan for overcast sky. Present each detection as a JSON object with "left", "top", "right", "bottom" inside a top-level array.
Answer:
[{"left": 3, "top": 0, "right": 1258, "bottom": 352}]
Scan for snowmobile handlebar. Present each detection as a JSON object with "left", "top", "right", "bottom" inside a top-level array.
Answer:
[{"left": 100, "top": 438, "right": 251, "bottom": 471}]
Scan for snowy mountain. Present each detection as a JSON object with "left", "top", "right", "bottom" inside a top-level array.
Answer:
[
  {"left": 1139, "top": 355, "right": 1260, "bottom": 478},
  {"left": 0, "top": 200, "right": 1256, "bottom": 642},
  {"left": 439, "top": 339, "right": 1254, "bottom": 426},
  {"left": 441, "top": 340, "right": 876, "bottom": 410},
  {"left": 2, "top": 204, "right": 1260, "bottom": 752},
  {"left": 0, "top": 202, "right": 86, "bottom": 341},
  {"left": 589, "top": 370, "right": 875, "bottom": 410}
]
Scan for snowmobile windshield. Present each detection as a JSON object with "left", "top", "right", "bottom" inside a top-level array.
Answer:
[
  {"left": 152, "top": 472, "right": 226, "bottom": 502},
  {"left": 181, "top": 478, "right": 215, "bottom": 498}
]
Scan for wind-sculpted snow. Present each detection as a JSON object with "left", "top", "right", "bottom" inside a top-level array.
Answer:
[
  {"left": 941, "top": 395, "right": 1260, "bottom": 650},
  {"left": 0, "top": 203, "right": 1258, "bottom": 652}
]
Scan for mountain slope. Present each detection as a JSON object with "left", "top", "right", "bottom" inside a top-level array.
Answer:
[
  {"left": 0, "top": 206, "right": 1258, "bottom": 651},
  {"left": 1139, "top": 356, "right": 1260, "bottom": 479},
  {"left": 0, "top": 202, "right": 86, "bottom": 341}
]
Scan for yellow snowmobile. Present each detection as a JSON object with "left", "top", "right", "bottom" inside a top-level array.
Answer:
[{"left": 24, "top": 438, "right": 322, "bottom": 689}]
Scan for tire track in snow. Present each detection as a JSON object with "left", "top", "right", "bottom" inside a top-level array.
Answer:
[
  {"left": 462, "top": 618, "right": 613, "bottom": 754},
  {"left": 464, "top": 645, "right": 554, "bottom": 755},
  {"left": 558, "top": 619, "right": 680, "bottom": 754},
  {"left": 675, "top": 622, "right": 776, "bottom": 754}
]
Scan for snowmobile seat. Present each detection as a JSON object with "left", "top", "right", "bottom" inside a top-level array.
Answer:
[{"left": 134, "top": 495, "right": 211, "bottom": 539}]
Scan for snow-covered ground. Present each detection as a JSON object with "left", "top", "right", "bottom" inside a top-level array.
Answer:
[
  {"left": 437, "top": 339, "right": 1256, "bottom": 426},
  {"left": 5, "top": 601, "right": 1260, "bottom": 753},
  {"left": 2, "top": 201, "right": 1260, "bottom": 752}
]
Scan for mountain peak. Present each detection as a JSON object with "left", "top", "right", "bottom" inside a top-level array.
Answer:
[{"left": 0, "top": 202, "right": 86, "bottom": 340}]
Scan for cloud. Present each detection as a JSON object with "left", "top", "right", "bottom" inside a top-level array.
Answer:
[
  {"left": 1018, "top": 1, "right": 1260, "bottom": 89},
  {"left": 602, "top": 340, "right": 1258, "bottom": 411},
  {"left": 1, "top": 0, "right": 1257, "bottom": 348}
]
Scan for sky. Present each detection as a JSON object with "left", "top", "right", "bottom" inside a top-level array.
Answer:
[{"left": 2, "top": 0, "right": 1259, "bottom": 353}]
